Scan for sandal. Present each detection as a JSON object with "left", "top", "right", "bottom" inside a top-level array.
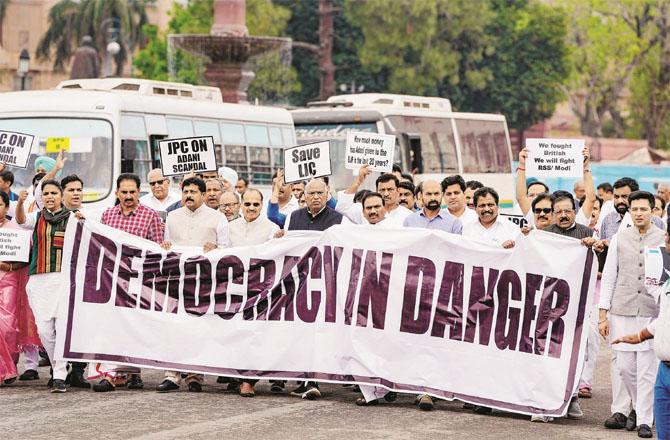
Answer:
[
  {"left": 239, "top": 382, "right": 255, "bottom": 398},
  {"left": 356, "top": 397, "right": 379, "bottom": 406}
]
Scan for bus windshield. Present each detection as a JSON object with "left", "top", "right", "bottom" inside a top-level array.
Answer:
[{"left": 0, "top": 118, "right": 113, "bottom": 202}]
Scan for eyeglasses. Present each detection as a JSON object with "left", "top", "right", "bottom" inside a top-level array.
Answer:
[
  {"left": 553, "top": 209, "right": 575, "bottom": 215},
  {"left": 149, "top": 179, "right": 166, "bottom": 186},
  {"left": 534, "top": 207, "right": 552, "bottom": 215},
  {"left": 243, "top": 202, "right": 261, "bottom": 207}
]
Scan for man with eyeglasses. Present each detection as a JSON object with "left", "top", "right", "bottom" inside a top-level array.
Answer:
[
  {"left": 599, "top": 191, "right": 664, "bottom": 438},
  {"left": 219, "top": 190, "right": 241, "bottom": 222},
  {"left": 140, "top": 169, "right": 180, "bottom": 219}
]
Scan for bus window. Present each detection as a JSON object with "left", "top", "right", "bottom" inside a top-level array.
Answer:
[
  {"left": 405, "top": 135, "right": 423, "bottom": 174},
  {"left": 268, "top": 126, "right": 283, "bottom": 147},
  {"left": 194, "top": 120, "right": 223, "bottom": 165},
  {"left": 149, "top": 135, "right": 167, "bottom": 169},
  {"left": 249, "top": 146, "right": 272, "bottom": 184},
  {"left": 121, "top": 115, "right": 146, "bottom": 139},
  {"left": 434, "top": 129, "right": 458, "bottom": 173},
  {"left": 225, "top": 144, "right": 249, "bottom": 181},
  {"left": 121, "top": 139, "right": 152, "bottom": 181},
  {"left": 456, "top": 119, "right": 510, "bottom": 173},
  {"left": 282, "top": 127, "right": 295, "bottom": 146},
  {"left": 166, "top": 118, "right": 194, "bottom": 139},
  {"left": 272, "top": 148, "right": 284, "bottom": 169},
  {"left": 221, "top": 122, "right": 245, "bottom": 144},
  {"left": 245, "top": 124, "right": 269, "bottom": 145}
]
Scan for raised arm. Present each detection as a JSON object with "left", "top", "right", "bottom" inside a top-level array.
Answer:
[
  {"left": 516, "top": 149, "right": 531, "bottom": 215},
  {"left": 15, "top": 189, "right": 28, "bottom": 226},
  {"left": 579, "top": 147, "right": 596, "bottom": 219}
]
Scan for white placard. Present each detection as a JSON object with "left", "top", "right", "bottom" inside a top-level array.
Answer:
[
  {"left": 345, "top": 131, "right": 396, "bottom": 173},
  {"left": 158, "top": 136, "right": 217, "bottom": 177},
  {"left": 283, "top": 141, "right": 332, "bottom": 184},
  {"left": 525, "top": 138, "right": 584, "bottom": 178},
  {"left": 0, "top": 228, "right": 32, "bottom": 262},
  {"left": 0, "top": 130, "right": 35, "bottom": 169}
]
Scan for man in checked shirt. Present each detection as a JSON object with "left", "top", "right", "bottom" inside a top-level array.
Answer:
[{"left": 92, "top": 173, "right": 164, "bottom": 392}]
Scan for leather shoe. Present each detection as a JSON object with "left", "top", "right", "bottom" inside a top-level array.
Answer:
[
  {"left": 638, "top": 424, "right": 653, "bottom": 438},
  {"left": 92, "top": 379, "right": 115, "bottom": 392},
  {"left": 188, "top": 382, "right": 202, "bottom": 393},
  {"left": 604, "top": 412, "right": 627, "bottom": 429},
  {"left": 126, "top": 374, "right": 144, "bottom": 390},
  {"left": 67, "top": 371, "right": 91, "bottom": 389},
  {"left": 19, "top": 369, "right": 39, "bottom": 381},
  {"left": 156, "top": 379, "right": 179, "bottom": 392},
  {"left": 626, "top": 410, "right": 637, "bottom": 431}
]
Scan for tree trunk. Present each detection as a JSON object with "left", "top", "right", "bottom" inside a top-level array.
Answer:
[{"left": 318, "top": 0, "right": 335, "bottom": 100}]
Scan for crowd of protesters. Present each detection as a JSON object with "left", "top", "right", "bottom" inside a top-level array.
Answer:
[{"left": 0, "top": 147, "right": 669, "bottom": 438}]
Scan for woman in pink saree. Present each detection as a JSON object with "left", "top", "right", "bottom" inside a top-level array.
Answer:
[{"left": 0, "top": 191, "right": 33, "bottom": 383}]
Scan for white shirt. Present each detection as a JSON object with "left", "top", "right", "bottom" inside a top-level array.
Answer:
[
  {"left": 228, "top": 216, "right": 279, "bottom": 247},
  {"left": 463, "top": 216, "right": 521, "bottom": 246},
  {"left": 335, "top": 191, "right": 366, "bottom": 224},
  {"left": 164, "top": 204, "right": 229, "bottom": 247},
  {"left": 450, "top": 207, "right": 478, "bottom": 227},
  {"left": 649, "top": 282, "right": 670, "bottom": 361},
  {"left": 382, "top": 205, "right": 413, "bottom": 228},
  {"left": 140, "top": 192, "right": 181, "bottom": 213},
  {"left": 279, "top": 196, "right": 300, "bottom": 216}
]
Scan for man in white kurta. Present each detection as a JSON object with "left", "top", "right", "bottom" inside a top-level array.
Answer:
[
  {"left": 156, "top": 177, "right": 229, "bottom": 393},
  {"left": 599, "top": 191, "right": 664, "bottom": 433},
  {"left": 139, "top": 169, "right": 180, "bottom": 220}
]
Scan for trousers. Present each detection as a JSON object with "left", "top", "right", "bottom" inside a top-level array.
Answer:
[{"left": 617, "top": 349, "right": 659, "bottom": 426}]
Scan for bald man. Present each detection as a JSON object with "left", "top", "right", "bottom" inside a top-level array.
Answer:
[{"left": 139, "top": 169, "right": 180, "bottom": 218}]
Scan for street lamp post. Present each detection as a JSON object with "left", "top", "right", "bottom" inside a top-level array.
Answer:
[
  {"left": 100, "top": 17, "right": 121, "bottom": 77},
  {"left": 18, "top": 49, "right": 30, "bottom": 90}
]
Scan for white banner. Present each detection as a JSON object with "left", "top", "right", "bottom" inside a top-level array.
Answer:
[
  {"left": 56, "top": 219, "right": 596, "bottom": 416},
  {"left": 158, "top": 136, "right": 217, "bottom": 177},
  {"left": 0, "top": 130, "right": 35, "bottom": 169},
  {"left": 0, "top": 228, "right": 31, "bottom": 262},
  {"left": 525, "top": 138, "right": 584, "bottom": 178},
  {"left": 345, "top": 131, "right": 396, "bottom": 173},
  {"left": 283, "top": 141, "right": 331, "bottom": 184}
]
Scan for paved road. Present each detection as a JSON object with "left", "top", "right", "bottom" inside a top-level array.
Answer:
[{"left": 0, "top": 342, "right": 640, "bottom": 439}]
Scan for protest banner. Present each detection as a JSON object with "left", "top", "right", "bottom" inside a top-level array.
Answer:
[
  {"left": 158, "top": 136, "right": 217, "bottom": 177},
  {"left": 283, "top": 141, "right": 331, "bottom": 184},
  {"left": 500, "top": 213, "right": 528, "bottom": 229},
  {"left": 0, "top": 130, "right": 35, "bottom": 168},
  {"left": 645, "top": 246, "right": 670, "bottom": 293},
  {"left": 0, "top": 228, "right": 31, "bottom": 262},
  {"left": 345, "top": 131, "right": 396, "bottom": 173},
  {"left": 525, "top": 138, "right": 584, "bottom": 178},
  {"left": 57, "top": 220, "right": 595, "bottom": 417}
]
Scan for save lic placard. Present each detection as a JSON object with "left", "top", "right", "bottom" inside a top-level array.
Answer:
[
  {"left": 345, "top": 131, "right": 395, "bottom": 173},
  {"left": 525, "top": 138, "right": 584, "bottom": 178},
  {"left": 283, "top": 141, "right": 332, "bottom": 184},
  {"left": 158, "top": 136, "right": 217, "bottom": 177},
  {"left": 0, "top": 229, "right": 31, "bottom": 262},
  {"left": 0, "top": 130, "right": 35, "bottom": 169}
]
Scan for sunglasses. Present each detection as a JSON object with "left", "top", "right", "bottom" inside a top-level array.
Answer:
[
  {"left": 243, "top": 202, "right": 261, "bottom": 207},
  {"left": 149, "top": 179, "right": 167, "bottom": 186},
  {"left": 534, "top": 207, "right": 552, "bottom": 215}
]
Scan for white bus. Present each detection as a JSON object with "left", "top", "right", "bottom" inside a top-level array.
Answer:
[
  {"left": 291, "top": 93, "right": 515, "bottom": 211},
  {"left": 0, "top": 78, "right": 296, "bottom": 218}
]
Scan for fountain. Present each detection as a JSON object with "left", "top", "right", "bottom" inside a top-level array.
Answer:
[{"left": 167, "top": 0, "right": 292, "bottom": 103}]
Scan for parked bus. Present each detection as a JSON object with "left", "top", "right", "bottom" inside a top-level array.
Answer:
[
  {"left": 291, "top": 93, "right": 515, "bottom": 210},
  {"left": 0, "top": 78, "right": 295, "bottom": 218}
]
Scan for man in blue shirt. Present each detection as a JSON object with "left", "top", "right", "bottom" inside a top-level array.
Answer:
[{"left": 403, "top": 180, "right": 462, "bottom": 235}]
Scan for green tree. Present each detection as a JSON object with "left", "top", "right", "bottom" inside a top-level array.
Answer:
[
  {"left": 442, "top": 0, "right": 570, "bottom": 136},
  {"left": 36, "top": 0, "right": 152, "bottom": 74},
  {"left": 344, "top": 0, "right": 494, "bottom": 96}
]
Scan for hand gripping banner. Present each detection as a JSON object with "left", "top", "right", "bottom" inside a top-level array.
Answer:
[{"left": 56, "top": 219, "right": 596, "bottom": 416}]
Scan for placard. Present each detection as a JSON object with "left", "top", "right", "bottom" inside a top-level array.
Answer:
[
  {"left": 525, "top": 138, "right": 584, "bottom": 178},
  {"left": 0, "top": 228, "right": 32, "bottom": 262},
  {"left": 158, "top": 136, "right": 217, "bottom": 177},
  {"left": 500, "top": 213, "right": 528, "bottom": 229},
  {"left": 0, "top": 130, "right": 35, "bottom": 168},
  {"left": 645, "top": 246, "right": 670, "bottom": 294},
  {"left": 345, "top": 131, "right": 396, "bottom": 173},
  {"left": 283, "top": 141, "right": 332, "bottom": 184}
]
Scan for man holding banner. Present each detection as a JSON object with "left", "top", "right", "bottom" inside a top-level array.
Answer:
[
  {"left": 599, "top": 191, "right": 664, "bottom": 438},
  {"left": 463, "top": 187, "right": 520, "bottom": 249}
]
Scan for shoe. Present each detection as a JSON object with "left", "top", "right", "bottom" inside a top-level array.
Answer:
[
  {"left": 302, "top": 384, "right": 321, "bottom": 400},
  {"left": 3, "top": 377, "right": 16, "bottom": 385},
  {"left": 67, "top": 371, "right": 91, "bottom": 389},
  {"left": 50, "top": 379, "right": 67, "bottom": 393},
  {"left": 156, "top": 379, "right": 180, "bottom": 392},
  {"left": 384, "top": 391, "right": 398, "bottom": 403},
  {"left": 188, "top": 382, "right": 202, "bottom": 393},
  {"left": 463, "top": 402, "right": 476, "bottom": 410},
  {"left": 418, "top": 395, "right": 434, "bottom": 411},
  {"left": 46, "top": 378, "right": 53, "bottom": 388},
  {"left": 578, "top": 387, "right": 592, "bottom": 398},
  {"left": 239, "top": 382, "right": 254, "bottom": 397},
  {"left": 626, "top": 410, "right": 637, "bottom": 431},
  {"left": 638, "top": 424, "right": 653, "bottom": 438},
  {"left": 92, "top": 378, "right": 115, "bottom": 392},
  {"left": 474, "top": 405, "right": 492, "bottom": 415},
  {"left": 126, "top": 374, "right": 144, "bottom": 390},
  {"left": 19, "top": 369, "right": 39, "bottom": 381},
  {"left": 356, "top": 396, "right": 378, "bottom": 406},
  {"left": 216, "top": 376, "right": 229, "bottom": 384},
  {"left": 290, "top": 383, "right": 309, "bottom": 396},
  {"left": 567, "top": 399, "right": 584, "bottom": 419},
  {"left": 38, "top": 356, "right": 51, "bottom": 368},
  {"left": 604, "top": 412, "right": 628, "bottom": 429},
  {"left": 530, "top": 415, "right": 554, "bottom": 423},
  {"left": 226, "top": 380, "right": 240, "bottom": 393},
  {"left": 270, "top": 380, "right": 285, "bottom": 394}
]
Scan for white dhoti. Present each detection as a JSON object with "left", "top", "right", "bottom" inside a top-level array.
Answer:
[{"left": 26, "top": 273, "right": 68, "bottom": 381}]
